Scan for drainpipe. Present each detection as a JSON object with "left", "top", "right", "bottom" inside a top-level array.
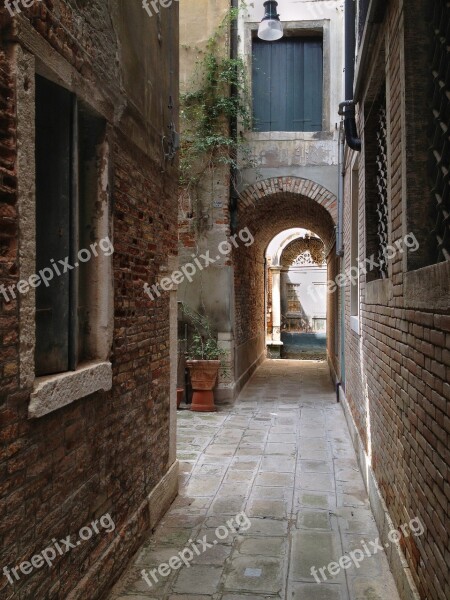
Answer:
[
  {"left": 229, "top": 0, "right": 239, "bottom": 234},
  {"left": 339, "top": 0, "right": 361, "bottom": 152},
  {"left": 336, "top": 122, "right": 345, "bottom": 257}
]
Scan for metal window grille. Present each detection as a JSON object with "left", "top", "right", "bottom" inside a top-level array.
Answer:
[
  {"left": 428, "top": 0, "right": 450, "bottom": 262},
  {"left": 375, "top": 104, "right": 389, "bottom": 277}
]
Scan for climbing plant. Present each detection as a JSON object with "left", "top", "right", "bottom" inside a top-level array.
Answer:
[{"left": 179, "top": 7, "right": 256, "bottom": 230}]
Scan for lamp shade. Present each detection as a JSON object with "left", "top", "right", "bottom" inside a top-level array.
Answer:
[{"left": 257, "top": 1, "right": 283, "bottom": 41}]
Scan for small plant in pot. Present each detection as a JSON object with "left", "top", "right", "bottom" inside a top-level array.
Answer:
[{"left": 181, "top": 303, "right": 226, "bottom": 412}]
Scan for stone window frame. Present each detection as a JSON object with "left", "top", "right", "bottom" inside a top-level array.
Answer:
[
  {"left": 242, "top": 19, "right": 331, "bottom": 141},
  {"left": 350, "top": 154, "right": 360, "bottom": 335},
  {"left": 401, "top": 0, "right": 450, "bottom": 312},
  {"left": 361, "top": 25, "right": 391, "bottom": 280},
  {"left": 360, "top": 25, "right": 395, "bottom": 305},
  {"left": 14, "top": 28, "right": 114, "bottom": 419}
]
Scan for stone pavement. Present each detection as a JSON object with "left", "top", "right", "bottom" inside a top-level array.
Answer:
[{"left": 109, "top": 360, "right": 401, "bottom": 600}]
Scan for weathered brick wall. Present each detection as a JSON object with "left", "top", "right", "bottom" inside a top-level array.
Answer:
[
  {"left": 343, "top": 2, "right": 449, "bottom": 598},
  {"left": 234, "top": 240, "right": 264, "bottom": 348},
  {"left": 0, "top": 2, "right": 178, "bottom": 599},
  {"left": 0, "top": 34, "right": 18, "bottom": 395}
]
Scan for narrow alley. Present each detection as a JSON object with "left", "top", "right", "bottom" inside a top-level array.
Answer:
[
  {"left": 109, "top": 360, "right": 400, "bottom": 600},
  {"left": 1, "top": 1, "right": 448, "bottom": 599}
]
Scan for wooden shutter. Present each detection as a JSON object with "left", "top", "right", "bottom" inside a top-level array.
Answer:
[
  {"left": 252, "top": 40, "right": 272, "bottom": 131},
  {"left": 35, "top": 76, "right": 72, "bottom": 375},
  {"left": 303, "top": 39, "right": 323, "bottom": 132},
  {"left": 267, "top": 40, "right": 285, "bottom": 131},
  {"left": 252, "top": 37, "right": 323, "bottom": 132}
]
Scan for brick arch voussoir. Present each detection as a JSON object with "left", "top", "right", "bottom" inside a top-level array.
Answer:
[{"left": 239, "top": 177, "right": 337, "bottom": 224}]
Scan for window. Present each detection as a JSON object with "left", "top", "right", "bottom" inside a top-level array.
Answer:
[
  {"left": 350, "top": 158, "right": 360, "bottom": 332},
  {"left": 427, "top": 0, "right": 450, "bottom": 263},
  {"left": 364, "top": 88, "right": 388, "bottom": 281},
  {"left": 286, "top": 283, "right": 302, "bottom": 313},
  {"left": 35, "top": 75, "right": 106, "bottom": 376},
  {"left": 252, "top": 36, "right": 323, "bottom": 132}
]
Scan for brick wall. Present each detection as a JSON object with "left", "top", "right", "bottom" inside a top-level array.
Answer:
[
  {"left": 342, "top": 1, "right": 449, "bottom": 598},
  {"left": 0, "top": 2, "right": 178, "bottom": 599},
  {"left": 0, "top": 36, "right": 19, "bottom": 395}
]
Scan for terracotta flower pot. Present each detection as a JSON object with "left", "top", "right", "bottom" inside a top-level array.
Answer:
[
  {"left": 186, "top": 360, "right": 220, "bottom": 412},
  {"left": 176, "top": 387, "right": 184, "bottom": 409}
]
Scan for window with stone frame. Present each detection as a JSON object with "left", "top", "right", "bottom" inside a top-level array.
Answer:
[
  {"left": 426, "top": 0, "right": 450, "bottom": 263},
  {"left": 404, "top": 0, "right": 450, "bottom": 270},
  {"left": 35, "top": 75, "right": 107, "bottom": 376},
  {"left": 364, "top": 87, "right": 389, "bottom": 281},
  {"left": 350, "top": 157, "right": 360, "bottom": 320},
  {"left": 252, "top": 35, "right": 323, "bottom": 132}
]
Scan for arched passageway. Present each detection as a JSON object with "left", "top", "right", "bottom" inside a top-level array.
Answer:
[
  {"left": 233, "top": 177, "right": 337, "bottom": 391},
  {"left": 266, "top": 229, "right": 328, "bottom": 359}
]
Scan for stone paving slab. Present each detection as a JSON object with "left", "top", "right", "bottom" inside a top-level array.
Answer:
[{"left": 108, "top": 360, "right": 401, "bottom": 600}]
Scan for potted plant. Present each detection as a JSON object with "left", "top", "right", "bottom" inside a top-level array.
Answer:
[
  {"left": 177, "top": 387, "right": 184, "bottom": 409},
  {"left": 177, "top": 332, "right": 187, "bottom": 409},
  {"left": 181, "top": 304, "right": 226, "bottom": 412}
]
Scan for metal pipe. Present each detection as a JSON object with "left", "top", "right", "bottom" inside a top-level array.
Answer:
[
  {"left": 340, "top": 0, "right": 361, "bottom": 152},
  {"left": 345, "top": 0, "right": 356, "bottom": 101},
  {"left": 339, "top": 100, "right": 361, "bottom": 152},
  {"left": 336, "top": 122, "right": 345, "bottom": 256}
]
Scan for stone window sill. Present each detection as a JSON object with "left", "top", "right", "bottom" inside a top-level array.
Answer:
[
  {"left": 404, "top": 261, "right": 450, "bottom": 311},
  {"left": 245, "top": 131, "right": 334, "bottom": 142},
  {"left": 29, "top": 360, "right": 112, "bottom": 419},
  {"left": 350, "top": 315, "right": 360, "bottom": 335},
  {"left": 365, "top": 278, "right": 392, "bottom": 305}
]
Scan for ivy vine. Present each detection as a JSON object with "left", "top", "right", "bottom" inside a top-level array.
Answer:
[{"left": 179, "top": 7, "right": 256, "bottom": 227}]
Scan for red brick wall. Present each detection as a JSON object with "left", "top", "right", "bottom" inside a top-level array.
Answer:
[
  {"left": 0, "top": 40, "right": 19, "bottom": 394},
  {"left": 0, "top": 2, "right": 178, "bottom": 599},
  {"left": 342, "top": 2, "right": 449, "bottom": 598}
]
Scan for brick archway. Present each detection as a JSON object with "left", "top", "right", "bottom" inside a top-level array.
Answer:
[
  {"left": 238, "top": 176, "right": 337, "bottom": 248},
  {"left": 233, "top": 177, "right": 337, "bottom": 392}
]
